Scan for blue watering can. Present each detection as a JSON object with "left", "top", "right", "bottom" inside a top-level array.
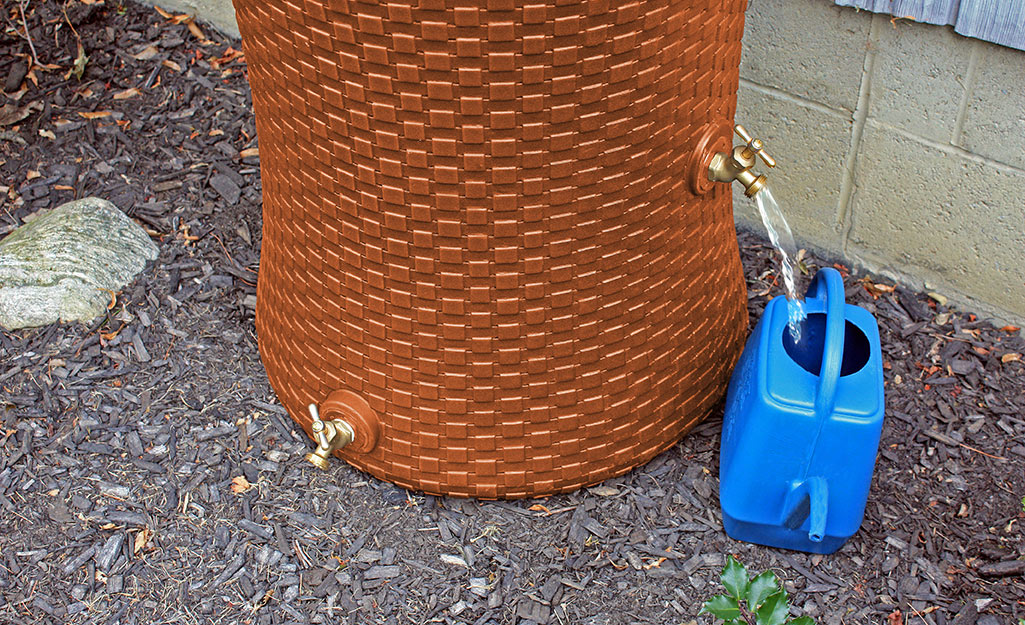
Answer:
[{"left": 719, "top": 267, "right": 885, "bottom": 554}]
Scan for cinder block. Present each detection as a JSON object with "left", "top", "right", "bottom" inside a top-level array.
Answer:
[
  {"left": 848, "top": 123, "right": 1025, "bottom": 318},
  {"left": 733, "top": 85, "right": 851, "bottom": 255},
  {"left": 960, "top": 41, "right": 1025, "bottom": 170},
  {"left": 137, "top": 0, "right": 240, "bottom": 37},
  {"left": 741, "top": 0, "right": 870, "bottom": 112},
  {"left": 869, "top": 22, "right": 972, "bottom": 144}
]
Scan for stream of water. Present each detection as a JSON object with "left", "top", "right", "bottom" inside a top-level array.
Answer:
[{"left": 754, "top": 186, "right": 807, "bottom": 343}]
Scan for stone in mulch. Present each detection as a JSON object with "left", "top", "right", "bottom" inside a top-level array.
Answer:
[{"left": 0, "top": 198, "right": 157, "bottom": 330}]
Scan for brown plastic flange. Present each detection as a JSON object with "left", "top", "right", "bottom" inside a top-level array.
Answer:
[
  {"left": 689, "top": 120, "right": 733, "bottom": 196},
  {"left": 319, "top": 390, "right": 381, "bottom": 455}
]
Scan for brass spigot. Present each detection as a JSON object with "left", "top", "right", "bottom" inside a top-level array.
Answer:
[
  {"left": 708, "top": 125, "right": 776, "bottom": 198},
  {"left": 305, "top": 403, "right": 354, "bottom": 470}
]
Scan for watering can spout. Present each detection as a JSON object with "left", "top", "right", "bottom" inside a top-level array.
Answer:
[{"left": 782, "top": 477, "right": 829, "bottom": 543}]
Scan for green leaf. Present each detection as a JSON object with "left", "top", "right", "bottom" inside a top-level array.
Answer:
[
  {"left": 73, "top": 43, "right": 89, "bottom": 81},
  {"left": 746, "top": 570, "right": 780, "bottom": 609},
  {"left": 700, "top": 594, "right": 741, "bottom": 621},
  {"left": 788, "top": 617, "right": 816, "bottom": 625},
  {"left": 755, "top": 591, "right": 791, "bottom": 625},
  {"left": 721, "top": 555, "right": 751, "bottom": 599}
]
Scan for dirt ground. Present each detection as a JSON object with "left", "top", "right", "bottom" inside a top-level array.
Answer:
[{"left": 1, "top": 3, "right": 1023, "bottom": 624}]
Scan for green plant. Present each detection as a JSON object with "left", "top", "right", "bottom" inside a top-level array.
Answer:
[{"left": 700, "top": 556, "right": 814, "bottom": 625}]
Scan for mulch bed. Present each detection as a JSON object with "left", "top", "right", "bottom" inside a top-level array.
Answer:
[{"left": 1, "top": 3, "right": 1023, "bottom": 624}]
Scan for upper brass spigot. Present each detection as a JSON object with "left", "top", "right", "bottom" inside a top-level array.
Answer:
[
  {"left": 708, "top": 125, "right": 777, "bottom": 198},
  {"left": 305, "top": 403, "right": 354, "bottom": 470}
]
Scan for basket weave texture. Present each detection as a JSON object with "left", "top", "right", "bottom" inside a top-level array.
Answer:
[{"left": 234, "top": 0, "right": 749, "bottom": 498}]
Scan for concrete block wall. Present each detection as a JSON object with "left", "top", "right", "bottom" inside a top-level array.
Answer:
[
  {"left": 737, "top": 0, "right": 1025, "bottom": 323},
  {"left": 143, "top": 0, "right": 1025, "bottom": 323}
]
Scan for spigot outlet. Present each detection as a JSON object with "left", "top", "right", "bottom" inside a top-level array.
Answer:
[
  {"left": 304, "top": 403, "right": 355, "bottom": 470},
  {"left": 708, "top": 124, "right": 776, "bottom": 198}
]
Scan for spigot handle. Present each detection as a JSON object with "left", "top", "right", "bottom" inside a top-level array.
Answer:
[
  {"left": 734, "top": 124, "right": 754, "bottom": 143},
  {"left": 734, "top": 125, "right": 776, "bottom": 168},
  {"left": 308, "top": 403, "right": 331, "bottom": 449}
]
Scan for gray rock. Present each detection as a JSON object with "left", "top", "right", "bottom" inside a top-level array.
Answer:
[{"left": 0, "top": 197, "right": 158, "bottom": 330}]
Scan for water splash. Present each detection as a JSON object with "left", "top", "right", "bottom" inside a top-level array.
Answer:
[{"left": 754, "top": 186, "right": 807, "bottom": 343}]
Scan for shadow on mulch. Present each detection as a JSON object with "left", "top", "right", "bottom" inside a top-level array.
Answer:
[{"left": 1, "top": 3, "right": 1023, "bottom": 624}]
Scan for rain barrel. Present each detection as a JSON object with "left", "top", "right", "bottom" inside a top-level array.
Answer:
[{"left": 233, "top": 0, "right": 750, "bottom": 498}]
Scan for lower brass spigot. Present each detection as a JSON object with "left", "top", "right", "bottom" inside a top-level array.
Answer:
[
  {"left": 305, "top": 403, "right": 355, "bottom": 470},
  {"left": 708, "top": 125, "right": 776, "bottom": 198}
]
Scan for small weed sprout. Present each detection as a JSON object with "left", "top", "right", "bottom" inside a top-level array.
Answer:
[{"left": 700, "top": 556, "right": 814, "bottom": 625}]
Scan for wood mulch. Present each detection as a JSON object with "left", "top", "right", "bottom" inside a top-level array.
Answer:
[{"left": 1, "top": 3, "right": 1022, "bottom": 624}]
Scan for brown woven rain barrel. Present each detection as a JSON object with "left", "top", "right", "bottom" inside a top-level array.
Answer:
[{"left": 233, "top": 0, "right": 750, "bottom": 498}]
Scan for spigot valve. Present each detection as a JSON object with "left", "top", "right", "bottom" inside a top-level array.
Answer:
[
  {"left": 707, "top": 124, "right": 777, "bottom": 198},
  {"left": 305, "top": 403, "right": 354, "bottom": 470}
]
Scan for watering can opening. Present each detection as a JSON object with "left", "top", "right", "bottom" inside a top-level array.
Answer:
[{"left": 782, "top": 313, "right": 872, "bottom": 378}]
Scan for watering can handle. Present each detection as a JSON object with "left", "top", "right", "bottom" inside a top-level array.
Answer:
[{"left": 805, "top": 268, "right": 846, "bottom": 416}]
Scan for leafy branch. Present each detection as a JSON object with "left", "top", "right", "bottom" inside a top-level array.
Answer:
[{"left": 700, "top": 556, "right": 814, "bottom": 625}]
